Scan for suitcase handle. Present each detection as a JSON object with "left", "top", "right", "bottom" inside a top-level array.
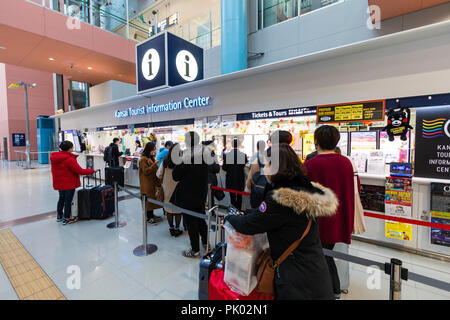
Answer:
[{"left": 83, "top": 169, "right": 101, "bottom": 188}]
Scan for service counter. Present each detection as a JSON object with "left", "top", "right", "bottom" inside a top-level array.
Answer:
[
  {"left": 358, "top": 174, "right": 450, "bottom": 257},
  {"left": 76, "top": 153, "right": 141, "bottom": 188}
]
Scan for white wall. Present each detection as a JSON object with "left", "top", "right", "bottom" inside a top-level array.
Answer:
[
  {"left": 89, "top": 80, "right": 136, "bottom": 106},
  {"left": 58, "top": 21, "right": 450, "bottom": 131}
]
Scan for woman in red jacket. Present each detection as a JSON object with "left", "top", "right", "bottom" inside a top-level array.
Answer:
[
  {"left": 50, "top": 141, "right": 95, "bottom": 225},
  {"left": 304, "top": 125, "right": 355, "bottom": 300}
]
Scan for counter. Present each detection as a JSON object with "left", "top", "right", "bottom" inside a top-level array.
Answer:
[
  {"left": 76, "top": 153, "right": 141, "bottom": 188},
  {"left": 359, "top": 174, "right": 450, "bottom": 257}
]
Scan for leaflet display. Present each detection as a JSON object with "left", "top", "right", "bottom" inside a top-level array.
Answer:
[{"left": 430, "top": 183, "right": 450, "bottom": 247}]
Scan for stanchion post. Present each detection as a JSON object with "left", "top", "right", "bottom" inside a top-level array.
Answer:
[
  {"left": 107, "top": 181, "right": 127, "bottom": 229},
  {"left": 133, "top": 194, "right": 158, "bottom": 257},
  {"left": 389, "top": 258, "right": 403, "bottom": 300}
]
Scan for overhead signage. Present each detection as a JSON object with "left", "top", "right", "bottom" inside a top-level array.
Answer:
[
  {"left": 236, "top": 106, "right": 316, "bottom": 121},
  {"left": 12, "top": 133, "right": 25, "bottom": 147},
  {"left": 158, "top": 13, "right": 178, "bottom": 32},
  {"left": 414, "top": 105, "right": 450, "bottom": 179},
  {"left": 136, "top": 32, "right": 204, "bottom": 94},
  {"left": 114, "top": 96, "right": 211, "bottom": 119},
  {"left": 317, "top": 100, "right": 385, "bottom": 124},
  {"left": 96, "top": 125, "right": 129, "bottom": 132}
]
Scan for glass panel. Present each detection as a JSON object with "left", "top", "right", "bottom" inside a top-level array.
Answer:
[
  {"left": 300, "top": 0, "right": 341, "bottom": 15},
  {"left": 263, "top": 0, "right": 298, "bottom": 28}
]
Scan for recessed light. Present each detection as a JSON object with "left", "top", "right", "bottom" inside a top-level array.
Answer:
[
  {"left": 88, "top": 66, "right": 93, "bottom": 70},
  {"left": 49, "top": 57, "right": 55, "bottom": 61},
  {"left": 0, "top": 46, "right": 6, "bottom": 50}
]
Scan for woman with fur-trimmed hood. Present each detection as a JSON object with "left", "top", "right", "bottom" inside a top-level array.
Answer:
[{"left": 224, "top": 143, "right": 338, "bottom": 300}]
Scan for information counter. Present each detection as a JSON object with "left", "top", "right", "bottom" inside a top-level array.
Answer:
[{"left": 76, "top": 153, "right": 141, "bottom": 188}]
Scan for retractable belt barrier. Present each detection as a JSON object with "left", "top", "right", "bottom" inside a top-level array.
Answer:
[
  {"left": 118, "top": 185, "right": 450, "bottom": 298},
  {"left": 210, "top": 186, "right": 450, "bottom": 231}
]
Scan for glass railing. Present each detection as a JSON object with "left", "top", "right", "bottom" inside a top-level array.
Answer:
[
  {"left": 26, "top": 0, "right": 221, "bottom": 50},
  {"left": 259, "top": 0, "right": 344, "bottom": 29}
]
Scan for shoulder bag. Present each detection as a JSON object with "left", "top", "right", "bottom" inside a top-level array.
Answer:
[{"left": 256, "top": 219, "right": 312, "bottom": 297}]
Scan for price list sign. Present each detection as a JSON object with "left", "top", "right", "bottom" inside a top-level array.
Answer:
[{"left": 317, "top": 100, "right": 385, "bottom": 124}]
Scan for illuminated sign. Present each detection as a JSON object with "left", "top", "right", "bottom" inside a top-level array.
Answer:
[
  {"left": 317, "top": 100, "right": 385, "bottom": 124},
  {"left": 136, "top": 32, "right": 204, "bottom": 94},
  {"left": 114, "top": 96, "right": 211, "bottom": 118}
]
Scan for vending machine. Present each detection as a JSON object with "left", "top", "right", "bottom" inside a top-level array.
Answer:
[{"left": 36, "top": 116, "right": 55, "bottom": 164}]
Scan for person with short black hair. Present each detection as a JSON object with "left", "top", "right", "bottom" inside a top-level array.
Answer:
[
  {"left": 222, "top": 138, "right": 248, "bottom": 210},
  {"left": 171, "top": 131, "right": 209, "bottom": 258},
  {"left": 224, "top": 143, "right": 337, "bottom": 300},
  {"left": 50, "top": 141, "right": 95, "bottom": 225},
  {"left": 104, "top": 138, "right": 123, "bottom": 167},
  {"left": 304, "top": 125, "right": 356, "bottom": 299}
]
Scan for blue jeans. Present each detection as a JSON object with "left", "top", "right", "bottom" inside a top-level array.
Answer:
[{"left": 57, "top": 189, "right": 75, "bottom": 219}]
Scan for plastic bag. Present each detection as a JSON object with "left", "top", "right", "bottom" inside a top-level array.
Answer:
[{"left": 223, "top": 221, "right": 268, "bottom": 296}]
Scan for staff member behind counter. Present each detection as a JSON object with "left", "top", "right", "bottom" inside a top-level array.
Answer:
[{"left": 104, "top": 138, "right": 123, "bottom": 167}]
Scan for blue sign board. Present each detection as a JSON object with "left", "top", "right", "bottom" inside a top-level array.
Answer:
[
  {"left": 136, "top": 32, "right": 204, "bottom": 94},
  {"left": 12, "top": 133, "right": 25, "bottom": 147}
]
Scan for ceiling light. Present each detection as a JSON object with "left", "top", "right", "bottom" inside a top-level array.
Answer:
[
  {"left": 49, "top": 57, "right": 55, "bottom": 61},
  {"left": 88, "top": 66, "right": 93, "bottom": 70},
  {"left": 0, "top": 46, "right": 6, "bottom": 50}
]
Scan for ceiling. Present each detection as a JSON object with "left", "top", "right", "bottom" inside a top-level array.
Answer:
[
  {"left": 0, "top": 0, "right": 136, "bottom": 85},
  {"left": 368, "top": 0, "right": 450, "bottom": 20}
]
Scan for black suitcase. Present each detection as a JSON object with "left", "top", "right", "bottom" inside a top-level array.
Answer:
[
  {"left": 78, "top": 170, "right": 101, "bottom": 220},
  {"left": 199, "top": 242, "right": 226, "bottom": 300},
  {"left": 105, "top": 166, "right": 124, "bottom": 187},
  {"left": 198, "top": 206, "right": 227, "bottom": 300},
  {"left": 90, "top": 185, "right": 115, "bottom": 219}
]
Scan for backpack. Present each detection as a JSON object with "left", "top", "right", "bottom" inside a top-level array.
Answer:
[
  {"left": 103, "top": 146, "right": 114, "bottom": 165},
  {"left": 250, "top": 155, "right": 267, "bottom": 209}
]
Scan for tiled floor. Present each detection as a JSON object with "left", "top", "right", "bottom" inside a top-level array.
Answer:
[{"left": 0, "top": 161, "right": 449, "bottom": 300}]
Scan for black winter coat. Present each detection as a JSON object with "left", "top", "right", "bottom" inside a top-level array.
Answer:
[
  {"left": 222, "top": 148, "right": 248, "bottom": 190},
  {"left": 224, "top": 176, "right": 338, "bottom": 300},
  {"left": 171, "top": 146, "right": 209, "bottom": 212}
]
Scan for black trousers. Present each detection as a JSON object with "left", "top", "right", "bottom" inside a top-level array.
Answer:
[
  {"left": 57, "top": 189, "right": 75, "bottom": 219},
  {"left": 322, "top": 243, "right": 340, "bottom": 295},
  {"left": 229, "top": 193, "right": 242, "bottom": 211},
  {"left": 184, "top": 211, "right": 207, "bottom": 252}
]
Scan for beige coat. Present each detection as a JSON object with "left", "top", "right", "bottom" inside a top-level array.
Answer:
[
  {"left": 344, "top": 155, "right": 366, "bottom": 234},
  {"left": 156, "top": 165, "right": 180, "bottom": 214},
  {"left": 139, "top": 156, "right": 162, "bottom": 211}
]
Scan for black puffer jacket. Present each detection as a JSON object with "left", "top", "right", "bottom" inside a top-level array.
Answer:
[
  {"left": 224, "top": 176, "right": 338, "bottom": 300},
  {"left": 222, "top": 148, "right": 248, "bottom": 190}
]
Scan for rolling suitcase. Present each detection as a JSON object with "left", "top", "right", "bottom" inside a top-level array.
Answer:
[
  {"left": 199, "top": 206, "right": 227, "bottom": 300},
  {"left": 90, "top": 185, "right": 115, "bottom": 219},
  {"left": 105, "top": 166, "right": 124, "bottom": 187},
  {"left": 77, "top": 170, "right": 101, "bottom": 220},
  {"left": 209, "top": 269, "right": 273, "bottom": 300},
  {"left": 334, "top": 243, "right": 350, "bottom": 294},
  {"left": 71, "top": 187, "right": 83, "bottom": 218}
]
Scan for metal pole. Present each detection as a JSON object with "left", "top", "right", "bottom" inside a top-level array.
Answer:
[
  {"left": 389, "top": 258, "right": 403, "bottom": 300},
  {"left": 133, "top": 195, "right": 158, "bottom": 257},
  {"left": 107, "top": 181, "right": 127, "bottom": 229},
  {"left": 23, "top": 85, "right": 31, "bottom": 170}
]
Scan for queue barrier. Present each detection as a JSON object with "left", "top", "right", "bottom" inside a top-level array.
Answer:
[
  {"left": 118, "top": 185, "right": 450, "bottom": 300},
  {"left": 14, "top": 150, "right": 58, "bottom": 168}
]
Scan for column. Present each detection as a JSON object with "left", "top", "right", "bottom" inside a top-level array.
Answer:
[{"left": 221, "top": 0, "right": 248, "bottom": 74}]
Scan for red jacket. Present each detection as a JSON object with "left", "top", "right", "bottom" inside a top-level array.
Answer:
[
  {"left": 50, "top": 151, "right": 95, "bottom": 191},
  {"left": 305, "top": 153, "right": 355, "bottom": 245}
]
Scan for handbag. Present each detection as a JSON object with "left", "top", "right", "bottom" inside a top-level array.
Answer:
[
  {"left": 155, "top": 165, "right": 165, "bottom": 202},
  {"left": 345, "top": 156, "right": 366, "bottom": 234},
  {"left": 255, "top": 219, "right": 312, "bottom": 297}
]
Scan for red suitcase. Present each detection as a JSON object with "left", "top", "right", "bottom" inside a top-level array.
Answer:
[{"left": 208, "top": 269, "right": 274, "bottom": 300}]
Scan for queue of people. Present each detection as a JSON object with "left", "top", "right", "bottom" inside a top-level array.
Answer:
[{"left": 51, "top": 126, "right": 362, "bottom": 300}]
